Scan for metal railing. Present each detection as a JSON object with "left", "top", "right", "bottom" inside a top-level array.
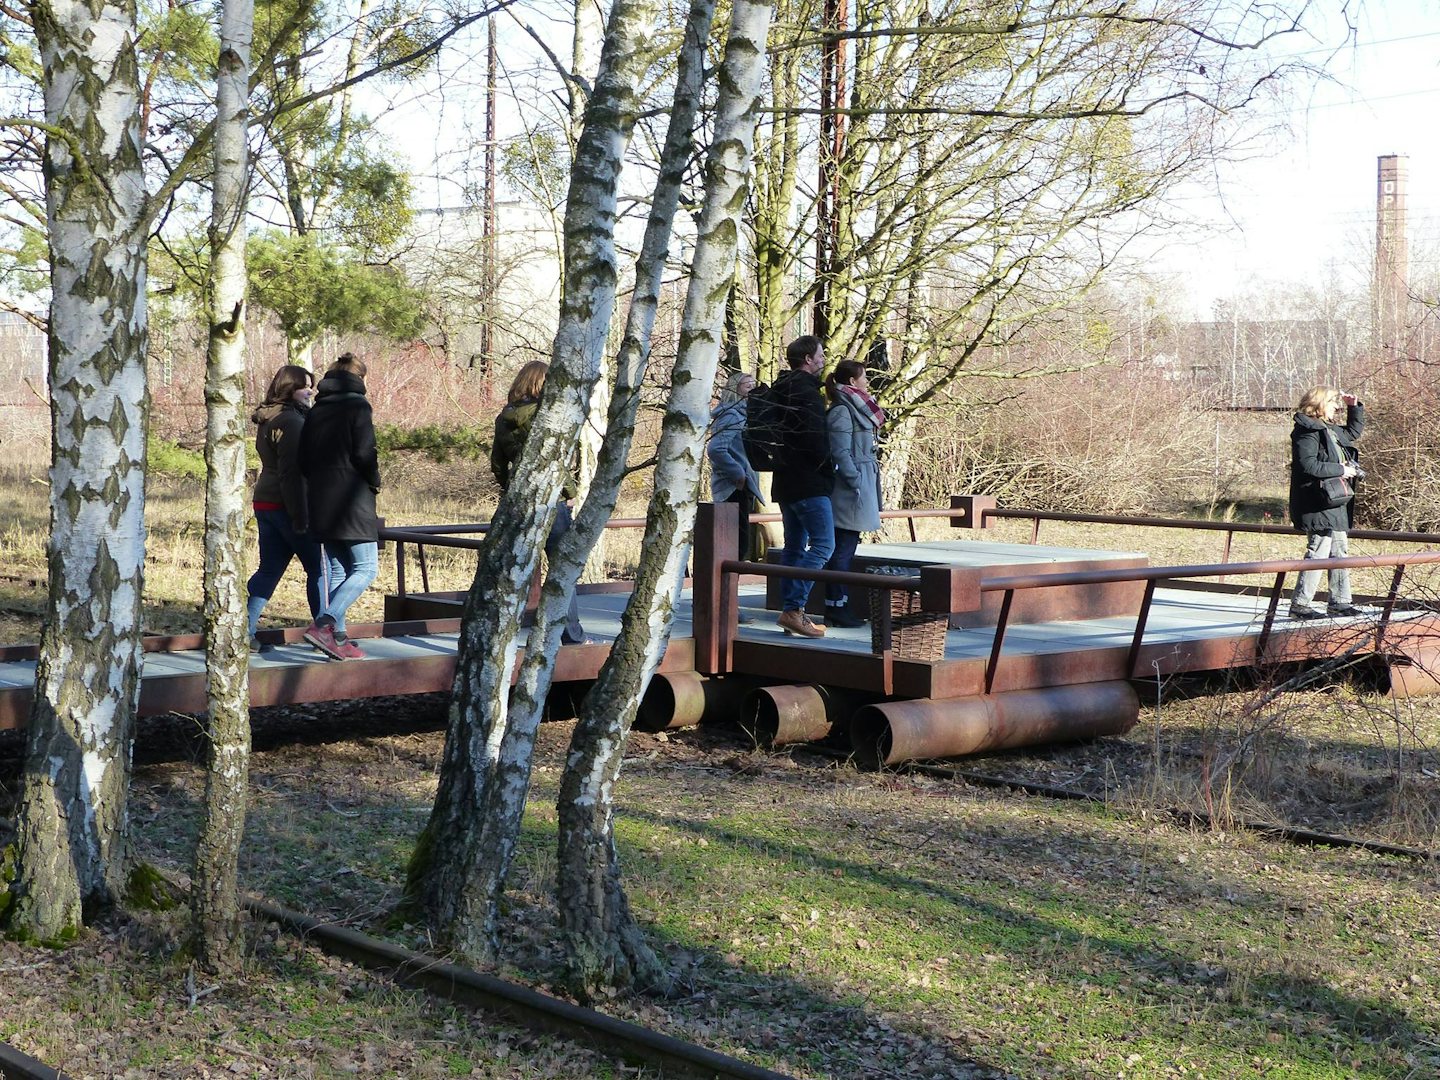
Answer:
[{"left": 983, "top": 507, "right": 1440, "bottom": 571}]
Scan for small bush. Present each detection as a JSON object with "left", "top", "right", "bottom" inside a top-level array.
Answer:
[
  {"left": 147, "top": 434, "right": 206, "bottom": 480},
  {"left": 376, "top": 423, "right": 489, "bottom": 464}
]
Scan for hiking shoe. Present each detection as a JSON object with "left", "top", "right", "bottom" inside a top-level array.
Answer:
[
  {"left": 303, "top": 622, "right": 345, "bottom": 660},
  {"left": 248, "top": 635, "right": 274, "bottom": 654},
  {"left": 1327, "top": 603, "right": 1365, "bottom": 617},
  {"left": 1288, "top": 606, "right": 1326, "bottom": 621},
  {"left": 826, "top": 606, "right": 867, "bottom": 629},
  {"left": 778, "top": 608, "right": 825, "bottom": 638},
  {"left": 332, "top": 638, "right": 366, "bottom": 660}
]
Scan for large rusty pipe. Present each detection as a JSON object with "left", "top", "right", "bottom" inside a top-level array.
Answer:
[
  {"left": 1387, "top": 645, "right": 1440, "bottom": 699},
  {"left": 851, "top": 681, "right": 1139, "bottom": 769},
  {"left": 637, "top": 671, "right": 709, "bottom": 732},
  {"left": 743, "top": 684, "right": 878, "bottom": 748},
  {"left": 635, "top": 673, "right": 764, "bottom": 732}
]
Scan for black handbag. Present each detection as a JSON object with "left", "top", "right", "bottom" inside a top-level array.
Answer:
[
  {"left": 1319, "top": 429, "right": 1353, "bottom": 509},
  {"left": 1319, "top": 474, "right": 1352, "bottom": 509}
]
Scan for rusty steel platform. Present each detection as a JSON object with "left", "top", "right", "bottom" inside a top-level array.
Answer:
[{"left": 4, "top": 500, "right": 1440, "bottom": 754}]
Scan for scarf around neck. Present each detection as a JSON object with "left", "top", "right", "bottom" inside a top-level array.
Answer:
[{"left": 837, "top": 383, "right": 885, "bottom": 428}]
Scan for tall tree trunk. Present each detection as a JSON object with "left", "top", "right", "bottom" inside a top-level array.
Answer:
[
  {"left": 193, "top": 0, "right": 254, "bottom": 971},
  {"left": 751, "top": 0, "right": 802, "bottom": 378},
  {"left": 437, "top": 0, "right": 716, "bottom": 960},
  {"left": 407, "top": 0, "right": 658, "bottom": 962},
  {"left": 556, "top": 0, "right": 774, "bottom": 998},
  {"left": 7, "top": 0, "right": 149, "bottom": 941}
]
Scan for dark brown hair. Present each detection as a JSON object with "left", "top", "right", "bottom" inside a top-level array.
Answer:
[
  {"left": 507, "top": 360, "right": 549, "bottom": 404},
  {"left": 785, "top": 335, "right": 822, "bottom": 370},
  {"left": 264, "top": 364, "right": 314, "bottom": 404},
  {"left": 328, "top": 352, "right": 367, "bottom": 378},
  {"left": 825, "top": 360, "right": 866, "bottom": 403}
]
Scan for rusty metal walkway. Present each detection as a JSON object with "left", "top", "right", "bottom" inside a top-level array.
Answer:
[{"left": 4, "top": 499, "right": 1440, "bottom": 766}]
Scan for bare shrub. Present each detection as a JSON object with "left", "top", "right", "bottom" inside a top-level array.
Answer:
[
  {"left": 1351, "top": 367, "right": 1440, "bottom": 531},
  {"left": 903, "top": 364, "right": 1246, "bottom": 514}
]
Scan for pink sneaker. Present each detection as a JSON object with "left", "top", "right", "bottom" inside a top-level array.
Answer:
[
  {"left": 333, "top": 638, "right": 366, "bottom": 660},
  {"left": 303, "top": 622, "right": 345, "bottom": 660}
]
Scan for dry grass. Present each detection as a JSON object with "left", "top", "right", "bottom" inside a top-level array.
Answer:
[
  {"left": 6, "top": 453, "right": 1440, "bottom": 1075},
  {"left": 7, "top": 710, "right": 1432, "bottom": 1079}
]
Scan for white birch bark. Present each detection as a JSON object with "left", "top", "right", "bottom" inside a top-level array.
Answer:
[
  {"left": 8, "top": 0, "right": 149, "bottom": 940},
  {"left": 555, "top": 0, "right": 775, "bottom": 997},
  {"left": 408, "top": 0, "right": 658, "bottom": 961},
  {"left": 193, "top": 0, "right": 254, "bottom": 970},
  {"left": 429, "top": 0, "right": 716, "bottom": 960}
]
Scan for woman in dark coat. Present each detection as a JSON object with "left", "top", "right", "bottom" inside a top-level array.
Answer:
[
  {"left": 490, "top": 360, "right": 590, "bottom": 645},
  {"left": 246, "top": 364, "right": 323, "bottom": 652},
  {"left": 299, "top": 353, "right": 382, "bottom": 659},
  {"left": 1288, "top": 385, "right": 1364, "bottom": 619}
]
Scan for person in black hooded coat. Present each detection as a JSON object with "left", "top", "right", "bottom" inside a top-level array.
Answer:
[
  {"left": 245, "top": 364, "right": 323, "bottom": 651},
  {"left": 299, "top": 353, "right": 382, "bottom": 659},
  {"left": 1288, "top": 385, "right": 1364, "bottom": 619}
]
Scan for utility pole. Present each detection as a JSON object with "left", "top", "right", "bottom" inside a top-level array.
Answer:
[{"left": 480, "top": 17, "right": 498, "bottom": 374}]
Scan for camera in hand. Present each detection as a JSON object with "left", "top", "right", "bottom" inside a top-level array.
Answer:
[{"left": 1350, "top": 465, "right": 1367, "bottom": 482}]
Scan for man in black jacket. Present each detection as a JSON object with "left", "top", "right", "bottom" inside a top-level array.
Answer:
[{"left": 771, "top": 334, "right": 835, "bottom": 638}]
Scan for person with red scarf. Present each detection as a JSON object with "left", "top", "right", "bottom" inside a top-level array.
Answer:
[{"left": 822, "top": 359, "right": 884, "bottom": 628}]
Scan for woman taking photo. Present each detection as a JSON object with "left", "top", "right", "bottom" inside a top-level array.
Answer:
[
  {"left": 823, "top": 359, "right": 883, "bottom": 628},
  {"left": 1288, "top": 385, "right": 1365, "bottom": 620},
  {"left": 246, "top": 364, "right": 323, "bottom": 652}
]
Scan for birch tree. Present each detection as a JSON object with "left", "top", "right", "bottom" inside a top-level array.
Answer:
[
  {"left": 748, "top": 0, "right": 1313, "bottom": 503},
  {"left": 555, "top": 0, "right": 773, "bottom": 994},
  {"left": 192, "top": 0, "right": 253, "bottom": 969},
  {"left": 405, "top": 0, "right": 716, "bottom": 958},
  {"left": 406, "top": 0, "right": 660, "bottom": 961},
  {"left": 5, "top": 0, "right": 152, "bottom": 940}
]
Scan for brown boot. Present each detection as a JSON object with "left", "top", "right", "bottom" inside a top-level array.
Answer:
[{"left": 778, "top": 608, "right": 826, "bottom": 638}]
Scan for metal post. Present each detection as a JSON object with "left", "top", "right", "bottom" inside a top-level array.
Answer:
[
  {"left": 984, "top": 590, "right": 1015, "bottom": 694},
  {"left": 1125, "top": 579, "right": 1158, "bottom": 679}
]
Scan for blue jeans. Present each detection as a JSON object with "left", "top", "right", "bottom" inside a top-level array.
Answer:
[
  {"left": 779, "top": 495, "right": 835, "bottom": 611},
  {"left": 247, "top": 509, "right": 324, "bottom": 635},
  {"left": 319, "top": 540, "right": 379, "bottom": 634},
  {"left": 825, "top": 528, "right": 861, "bottom": 608}
]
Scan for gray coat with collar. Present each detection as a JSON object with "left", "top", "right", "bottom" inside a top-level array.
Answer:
[{"left": 827, "top": 391, "right": 882, "bottom": 532}]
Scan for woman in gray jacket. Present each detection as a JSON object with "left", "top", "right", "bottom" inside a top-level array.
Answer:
[
  {"left": 823, "top": 360, "right": 883, "bottom": 628},
  {"left": 707, "top": 370, "right": 763, "bottom": 562}
]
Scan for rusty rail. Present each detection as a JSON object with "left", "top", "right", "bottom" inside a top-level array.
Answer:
[
  {"left": 977, "top": 551, "right": 1440, "bottom": 693},
  {"left": 983, "top": 506, "right": 1440, "bottom": 568},
  {"left": 379, "top": 507, "right": 964, "bottom": 599}
]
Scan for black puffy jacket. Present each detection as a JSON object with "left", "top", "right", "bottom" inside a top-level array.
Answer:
[
  {"left": 770, "top": 368, "right": 834, "bottom": 504},
  {"left": 300, "top": 371, "right": 382, "bottom": 543},
  {"left": 1289, "top": 403, "right": 1363, "bottom": 534}
]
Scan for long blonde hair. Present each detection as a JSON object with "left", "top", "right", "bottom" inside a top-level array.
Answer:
[
  {"left": 717, "top": 370, "right": 755, "bottom": 408},
  {"left": 1297, "top": 386, "right": 1340, "bottom": 420}
]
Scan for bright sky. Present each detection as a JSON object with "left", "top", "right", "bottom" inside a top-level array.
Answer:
[
  {"left": 1154, "top": 0, "right": 1440, "bottom": 317},
  {"left": 373, "top": 1, "right": 1440, "bottom": 322}
]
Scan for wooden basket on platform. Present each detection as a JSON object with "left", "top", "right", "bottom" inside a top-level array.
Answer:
[{"left": 866, "top": 567, "right": 948, "bottom": 661}]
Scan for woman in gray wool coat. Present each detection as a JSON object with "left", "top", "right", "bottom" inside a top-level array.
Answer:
[
  {"left": 822, "top": 359, "right": 883, "bottom": 628},
  {"left": 707, "top": 370, "right": 764, "bottom": 563}
]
